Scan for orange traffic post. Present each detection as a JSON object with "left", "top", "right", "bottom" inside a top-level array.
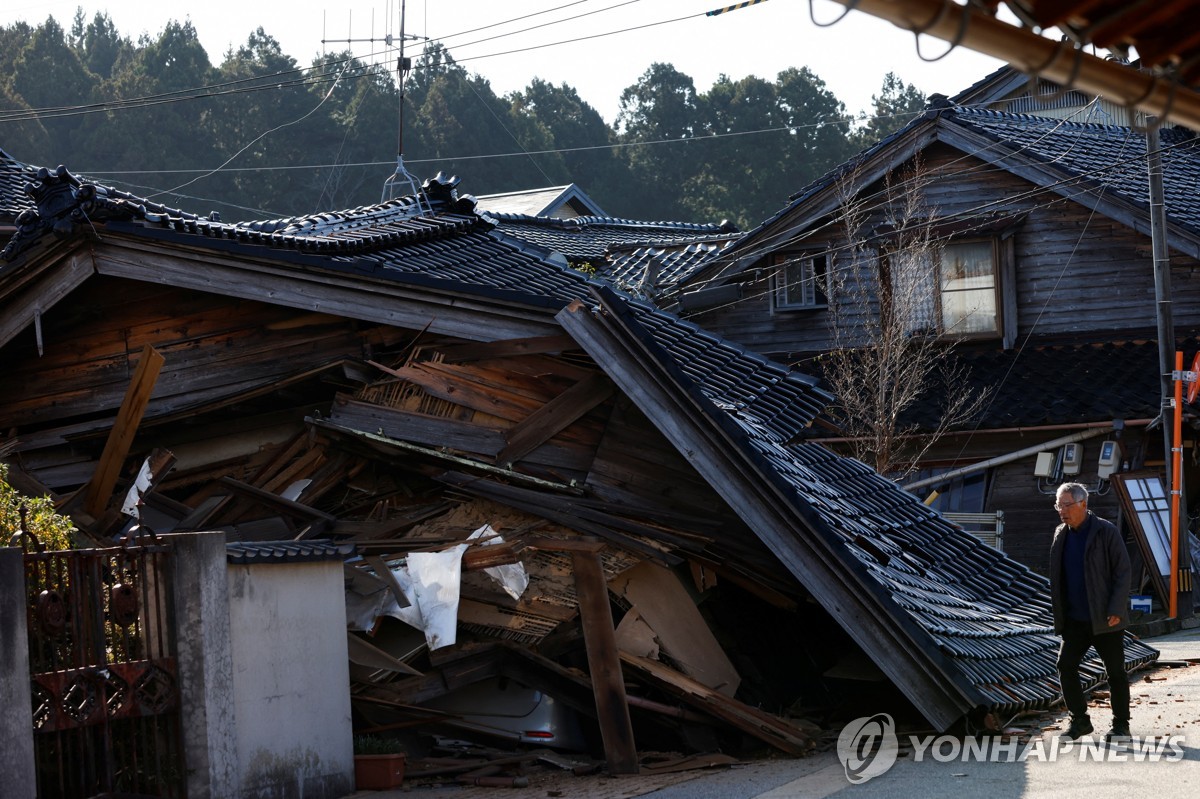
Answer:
[{"left": 1171, "top": 352, "right": 1184, "bottom": 619}]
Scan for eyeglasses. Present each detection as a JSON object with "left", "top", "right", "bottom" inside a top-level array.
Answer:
[{"left": 1054, "top": 499, "right": 1082, "bottom": 511}]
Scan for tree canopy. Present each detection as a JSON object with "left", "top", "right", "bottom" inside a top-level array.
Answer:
[{"left": 0, "top": 13, "right": 926, "bottom": 229}]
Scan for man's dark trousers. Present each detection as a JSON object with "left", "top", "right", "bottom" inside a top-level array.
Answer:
[{"left": 1057, "top": 618, "right": 1130, "bottom": 721}]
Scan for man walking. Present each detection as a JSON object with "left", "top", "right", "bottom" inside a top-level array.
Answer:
[{"left": 1049, "top": 482, "right": 1132, "bottom": 740}]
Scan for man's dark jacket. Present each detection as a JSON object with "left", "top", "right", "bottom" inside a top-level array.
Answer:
[{"left": 1049, "top": 511, "right": 1131, "bottom": 635}]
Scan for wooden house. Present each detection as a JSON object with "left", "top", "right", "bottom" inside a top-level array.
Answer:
[
  {"left": 0, "top": 148, "right": 1158, "bottom": 749},
  {"left": 668, "top": 96, "right": 1200, "bottom": 587}
]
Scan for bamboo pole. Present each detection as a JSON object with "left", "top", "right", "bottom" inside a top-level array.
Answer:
[{"left": 832, "top": 0, "right": 1200, "bottom": 129}]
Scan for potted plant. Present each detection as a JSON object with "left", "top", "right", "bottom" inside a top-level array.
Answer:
[{"left": 353, "top": 735, "right": 407, "bottom": 790}]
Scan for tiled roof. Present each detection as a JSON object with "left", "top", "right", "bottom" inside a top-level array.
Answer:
[
  {"left": 800, "top": 338, "right": 1176, "bottom": 433},
  {"left": 721, "top": 102, "right": 1200, "bottom": 268},
  {"left": 596, "top": 238, "right": 737, "bottom": 296},
  {"left": 915, "top": 339, "right": 1173, "bottom": 431},
  {"left": 947, "top": 107, "right": 1200, "bottom": 235},
  {"left": 0, "top": 148, "right": 39, "bottom": 224},
  {"left": 490, "top": 212, "right": 737, "bottom": 263},
  {"left": 226, "top": 539, "right": 356, "bottom": 565}
]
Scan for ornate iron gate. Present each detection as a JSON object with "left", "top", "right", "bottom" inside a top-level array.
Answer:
[{"left": 18, "top": 531, "right": 186, "bottom": 798}]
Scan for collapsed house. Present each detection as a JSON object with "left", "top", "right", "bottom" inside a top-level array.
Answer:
[{"left": 0, "top": 149, "right": 1158, "bottom": 771}]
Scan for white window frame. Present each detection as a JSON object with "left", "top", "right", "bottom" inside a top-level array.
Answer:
[
  {"left": 936, "top": 239, "right": 1000, "bottom": 337},
  {"left": 771, "top": 253, "right": 828, "bottom": 311}
]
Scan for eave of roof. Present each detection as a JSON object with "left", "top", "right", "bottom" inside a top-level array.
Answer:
[{"left": 226, "top": 539, "right": 355, "bottom": 565}]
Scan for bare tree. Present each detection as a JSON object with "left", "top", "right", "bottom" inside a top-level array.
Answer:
[{"left": 818, "top": 160, "right": 992, "bottom": 479}]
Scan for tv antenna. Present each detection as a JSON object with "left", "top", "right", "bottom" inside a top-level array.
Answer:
[{"left": 321, "top": 1, "right": 429, "bottom": 209}]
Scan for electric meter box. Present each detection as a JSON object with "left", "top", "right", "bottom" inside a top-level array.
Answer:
[
  {"left": 1098, "top": 440, "right": 1119, "bottom": 479},
  {"left": 1062, "top": 443, "right": 1082, "bottom": 475},
  {"left": 1034, "top": 451, "right": 1056, "bottom": 478}
]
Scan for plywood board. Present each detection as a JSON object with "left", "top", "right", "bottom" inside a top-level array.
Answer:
[{"left": 608, "top": 561, "right": 740, "bottom": 697}]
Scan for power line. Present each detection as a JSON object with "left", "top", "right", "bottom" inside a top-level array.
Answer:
[{"left": 79, "top": 115, "right": 852, "bottom": 176}]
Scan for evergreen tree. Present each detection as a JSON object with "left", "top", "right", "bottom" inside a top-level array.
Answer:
[
  {"left": 615, "top": 63, "right": 701, "bottom": 220},
  {"left": 303, "top": 52, "right": 399, "bottom": 210},
  {"left": 78, "top": 20, "right": 216, "bottom": 182},
  {"left": 855, "top": 72, "right": 927, "bottom": 147},
  {"left": 509, "top": 79, "right": 629, "bottom": 211},
  {"left": 8, "top": 17, "right": 97, "bottom": 160}
]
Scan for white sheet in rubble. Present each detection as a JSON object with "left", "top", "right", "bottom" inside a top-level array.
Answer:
[
  {"left": 354, "top": 524, "right": 528, "bottom": 649},
  {"left": 120, "top": 458, "right": 155, "bottom": 518},
  {"left": 405, "top": 544, "right": 469, "bottom": 649}
]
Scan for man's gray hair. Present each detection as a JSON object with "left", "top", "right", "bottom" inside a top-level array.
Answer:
[{"left": 1057, "top": 482, "right": 1089, "bottom": 503}]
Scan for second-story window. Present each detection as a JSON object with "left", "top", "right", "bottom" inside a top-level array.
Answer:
[
  {"left": 936, "top": 240, "right": 998, "bottom": 335},
  {"left": 772, "top": 253, "right": 828, "bottom": 310},
  {"left": 891, "top": 240, "right": 999, "bottom": 337}
]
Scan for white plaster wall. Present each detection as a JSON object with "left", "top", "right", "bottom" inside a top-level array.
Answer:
[{"left": 227, "top": 561, "right": 353, "bottom": 799}]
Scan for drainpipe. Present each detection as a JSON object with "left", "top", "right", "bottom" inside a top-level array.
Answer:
[{"left": 900, "top": 426, "right": 1112, "bottom": 494}]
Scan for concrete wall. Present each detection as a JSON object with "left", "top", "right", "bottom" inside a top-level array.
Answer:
[
  {"left": 0, "top": 547, "right": 36, "bottom": 799},
  {"left": 172, "top": 531, "right": 241, "bottom": 799},
  {"left": 227, "top": 560, "right": 353, "bottom": 799}
]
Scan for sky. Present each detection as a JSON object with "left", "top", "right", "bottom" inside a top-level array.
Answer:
[{"left": 0, "top": 0, "right": 1010, "bottom": 124}]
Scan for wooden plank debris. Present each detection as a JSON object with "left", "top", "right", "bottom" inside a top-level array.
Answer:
[{"left": 533, "top": 537, "right": 639, "bottom": 775}]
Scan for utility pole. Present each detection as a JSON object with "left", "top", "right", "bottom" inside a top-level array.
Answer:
[
  {"left": 1147, "top": 119, "right": 1194, "bottom": 618},
  {"left": 321, "top": 1, "right": 427, "bottom": 206}
]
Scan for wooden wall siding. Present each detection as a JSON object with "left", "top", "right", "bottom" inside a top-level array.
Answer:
[
  {"left": 585, "top": 394, "right": 739, "bottom": 524},
  {"left": 985, "top": 455, "right": 1124, "bottom": 577},
  {"left": 877, "top": 431, "right": 1134, "bottom": 575},
  {"left": 0, "top": 276, "right": 372, "bottom": 431},
  {"left": 690, "top": 143, "right": 1200, "bottom": 359}
]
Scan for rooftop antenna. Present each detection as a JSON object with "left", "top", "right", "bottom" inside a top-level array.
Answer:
[{"left": 321, "top": 1, "right": 428, "bottom": 210}]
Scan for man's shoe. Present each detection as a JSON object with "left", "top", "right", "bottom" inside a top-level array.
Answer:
[
  {"left": 1108, "top": 720, "right": 1131, "bottom": 740},
  {"left": 1063, "top": 716, "right": 1094, "bottom": 740}
]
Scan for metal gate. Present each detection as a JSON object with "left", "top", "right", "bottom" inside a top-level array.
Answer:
[{"left": 17, "top": 529, "right": 186, "bottom": 798}]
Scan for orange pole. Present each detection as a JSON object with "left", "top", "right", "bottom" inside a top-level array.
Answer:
[{"left": 1171, "top": 351, "right": 1183, "bottom": 618}]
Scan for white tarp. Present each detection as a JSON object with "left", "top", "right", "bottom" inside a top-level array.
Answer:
[{"left": 353, "top": 524, "right": 529, "bottom": 651}]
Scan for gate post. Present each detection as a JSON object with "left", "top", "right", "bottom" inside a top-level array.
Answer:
[
  {"left": 169, "top": 531, "right": 240, "bottom": 799},
  {"left": 0, "top": 547, "right": 36, "bottom": 799}
]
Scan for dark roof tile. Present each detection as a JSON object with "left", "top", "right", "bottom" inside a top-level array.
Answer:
[{"left": 226, "top": 539, "right": 356, "bottom": 565}]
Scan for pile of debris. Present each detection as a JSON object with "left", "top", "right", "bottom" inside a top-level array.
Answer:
[{"left": 5, "top": 335, "right": 854, "bottom": 771}]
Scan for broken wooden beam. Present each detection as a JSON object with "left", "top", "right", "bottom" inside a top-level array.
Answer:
[
  {"left": 619, "top": 652, "right": 813, "bottom": 756},
  {"left": 531, "top": 536, "right": 639, "bottom": 775},
  {"left": 496, "top": 372, "right": 614, "bottom": 467},
  {"left": 82, "top": 344, "right": 165, "bottom": 518},
  {"left": 216, "top": 476, "right": 337, "bottom": 531},
  {"left": 433, "top": 334, "right": 579, "bottom": 363}
]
